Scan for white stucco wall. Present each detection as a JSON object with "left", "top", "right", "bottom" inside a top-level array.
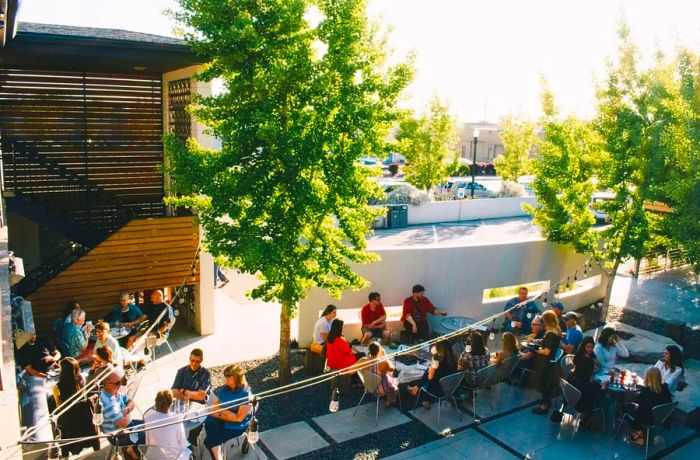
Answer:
[
  {"left": 376, "top": 196, "right": 537, "bottom": 227},
  {"left": 297, "top": 238, "right": 605, "bottom": 346}
]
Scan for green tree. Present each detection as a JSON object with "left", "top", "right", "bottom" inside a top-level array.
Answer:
[
  {"left": 169, "top": 0, "right": 413, "bottom": 384},
  {"left": 494, "top": 114, "right": 538, "bottom": 181},
  {"left": 395, "top": 96, "right": 459, "bottom": 191},
  {"left": 524, "top": 81, "right": 604, "bottom": 256}
]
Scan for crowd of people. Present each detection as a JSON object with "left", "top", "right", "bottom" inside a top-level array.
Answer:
[
  {"left": 14, "top": 282, "right": 688, "bottom": 458},
  {"left": 309, "top": 284, "right": 686, "bottom": 448}
]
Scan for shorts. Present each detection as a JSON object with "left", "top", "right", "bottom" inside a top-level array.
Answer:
[{"left": 361, "top": 327, "right": 385, "bottom": 339}]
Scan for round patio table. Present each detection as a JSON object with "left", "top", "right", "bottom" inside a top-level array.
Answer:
[
  {"left": 177, "top": 400, "right": 210, "bottom": 433},
  {"left": 594, "top": 370, "right": 643, "bottom": 432},
  {"left": 429, "top": 316, "right": 479, "bottom": 335}
]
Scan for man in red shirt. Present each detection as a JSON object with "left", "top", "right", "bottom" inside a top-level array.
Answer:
[
  {"left": 402, "top": 284, "right": 447, "bottom": 342},
  {"left": 361, "top": 292, "right": 390, "bottom": 345}
]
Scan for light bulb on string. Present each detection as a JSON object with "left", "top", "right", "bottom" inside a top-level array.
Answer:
[
  {"left": 488, "top": 319, "right": 496, "bottom": 341},
  {"left": 247, "top": 397, "right": 259, "bottom": 444},
  {"left": 329, "top": 388, "right": 340, "bottom": 413},
  {"left": 92, "top": 400, "right": 104, "bottom": 426},
  {"left": 574, "top": 272, "right": 578, "bottom": 281},
  {"left": 542, "top": 295, "right": 548, "bottom": 309}
]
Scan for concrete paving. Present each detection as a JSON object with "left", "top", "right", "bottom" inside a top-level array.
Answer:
[
  {"left": 479, "top": 403, "right": 696, "bottom": 459},
  {"left": 663, "top": 437, "right": 700, "bottom": 459},
  {"left": 367, "top": 217, "right": 541, "bottom": 249},
  {"left": 384, "top": 428, "right": 518, "bottom": 460},
  {"left": 313, "top": 401, "right": 412, "bottom": 443},
  {"left": 410, "top": 398, "right": 474, "bottom": 435},
  {"left": 471, "top": 384, "right": 540, "bottom": 420},
  {"left": 610, "top": 267, "right": 700, "bottom": 328},
  {"left": 259, "top": 421, "right": 328, "bottom": 460}
]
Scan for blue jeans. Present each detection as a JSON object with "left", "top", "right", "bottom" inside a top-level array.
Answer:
[{"left": 106, "top": 420, "right": 146, "bottom": 447}]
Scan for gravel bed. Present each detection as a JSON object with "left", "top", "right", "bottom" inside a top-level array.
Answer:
[{"left": 208, "top": 350, "right": 441, "bottom": 459}]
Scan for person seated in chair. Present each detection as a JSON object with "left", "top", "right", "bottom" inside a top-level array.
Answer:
[
  {"left": 144, "top": 290, "right": 175, "bottom": 339},
  {"left": 326, "top": 320, "right": 364, "bottom": 371},
  {"left": 204, "top": 365, "right": 253, "bottom": 460},
  {"left": 361, "top": 292, "right": 390, "bottom": 345},
  {"left": 401, "top": 285, "right": 447, "bottom": 342},
  {"left": 457, "top": 331, "right": 490, "bottom": 388},
  {"left": 172, "top": 348, "right": 211, "bottom": 446},
  {"left": 627, "top": 367, "right": 672, "bottom": 446},
  {"left": 110, "top": 292, "right": 148, "bottom": 349},
  {"left": 407, "top": 340, "right": 457, "bottom": 410},
  {"left": 566, "top": 355, "right": 607, "bottom": 430},
  {"left": 100, "top": 368, "right": 145, "bottom": 460},
  {"left": 144, "top": 390, "right": 191, "bottom": 460},
  {"left": 63, "top": 309, "right": 93, "bottom": 363},
  {"left": 561, "top": 312, "right": 583, "bottom": 355},
  {"left": 356, "top": 342, "right": 398, "bottom": 407}
]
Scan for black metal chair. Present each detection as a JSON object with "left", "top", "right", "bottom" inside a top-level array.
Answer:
[
  {"left": 464, "top": 363, "right": 500, "bottom": 423},
  {"left": 615, "top": 401, "right": 677, "bottom": 459},
  {"left": 558, "top": 378, "right": 605, "bottom": 439},
  {"left": 413, "top": 371, "right": 465, "bottom": 426},
  {"left": 353, "top": 370, "right": 384, "bottom": 426}
]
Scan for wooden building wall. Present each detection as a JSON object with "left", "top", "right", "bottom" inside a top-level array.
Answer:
[
  {"left": 0, "top": 68, "right": 165, "bottom": 216},
  {"left": 28, "top": 216, "right": 200, "bottom": 333}
]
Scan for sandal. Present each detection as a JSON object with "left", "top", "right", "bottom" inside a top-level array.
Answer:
[
  {"left": 422, "top": 401, "right": 431, "bottom": 411},
  {"left": 630, "top": 431, "right": 643, "bottom": 442},
  {"left": 631, "top": 436, "right": 645, "bottom": 446}
]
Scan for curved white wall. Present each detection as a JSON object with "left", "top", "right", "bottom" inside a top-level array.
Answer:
[{"left": 298, "top": 238, "right": 606, "bottom": 346}]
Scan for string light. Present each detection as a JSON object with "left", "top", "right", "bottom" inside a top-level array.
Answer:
[
  {"left": 247, "top": 397, "right": 259, "bottom": 444},
  {"left": 488, "top": 319, "right": 496, "bottom": 341},
  {"left": 542, "top": 295, "right": 548, "bottom": 309},
  {"left": 329, "top": 388, "right": 340, "bottom": 413},
  {"left": 92, "top": 401, "right": 103, "bottom": 426}
]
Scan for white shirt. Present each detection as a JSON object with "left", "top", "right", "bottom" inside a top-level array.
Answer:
[
  {"left": 95, "top": 335, "right": 122, "bottom": 362},
  {"left": 593, "top": 341, "right": 629, "bottom": 372},
  {"left": 654, "top": 360, "right": 683, "bottom": 392},
  {"left": 143, "top": 410, "right": 191, "bottom": 460},
  {"left": 313, "top": 317, "right": 332, "bottom": 344}
]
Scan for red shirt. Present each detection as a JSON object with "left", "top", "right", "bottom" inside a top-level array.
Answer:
[
  {"left": 361, "top": 302, "right": 386, "bottom": 327},
  {"left": 401, "top": 296, "right": 436, "bottom": 322},
  {"left": 326, "top": 337, "right": 357, "bottom": 370}
]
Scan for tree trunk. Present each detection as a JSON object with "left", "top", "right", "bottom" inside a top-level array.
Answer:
[
  {"left": 601, "top": 255, "right": 622, "bottom": 322},
  {"left": 278, "top": 303, "right": 292, "bottom": 385}
]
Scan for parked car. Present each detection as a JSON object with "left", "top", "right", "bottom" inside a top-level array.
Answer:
[
  {"left": 438, "top": 180, "right": 494, "bottom": 199},
  {"left": 590, "top": 191, "right": 615, "bottom": 223}
]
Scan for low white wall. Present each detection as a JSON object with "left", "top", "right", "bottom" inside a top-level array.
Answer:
[
  {"left": 380, "top": 196, "right": 538, "bottom": 226},
  {"left": 297, "top": 238, "right": 605, "bottom": 346}
]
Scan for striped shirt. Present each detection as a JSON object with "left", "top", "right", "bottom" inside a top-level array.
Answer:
[{"left": 100, "top": 390, "right": 130, "bottom": 433}]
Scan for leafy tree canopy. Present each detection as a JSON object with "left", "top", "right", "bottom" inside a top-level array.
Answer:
[{"left": 495, "top": 114, "right": 538, "bottom": 182}]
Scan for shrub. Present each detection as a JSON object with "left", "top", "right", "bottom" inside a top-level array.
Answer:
[{"left": 497, "top": 180, "right": 526, "bottom": 197}]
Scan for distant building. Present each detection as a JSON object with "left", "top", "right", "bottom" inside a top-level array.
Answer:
[{"left": 455, "top": 122, "right": 504, "bottom": 162}]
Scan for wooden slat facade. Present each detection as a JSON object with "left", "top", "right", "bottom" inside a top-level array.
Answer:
[
  {"left": 0, "top": 68, "right": 165, "bottom": 216},
  {"left": 28, "top": 216, "right": 200, "bottom": 334}
]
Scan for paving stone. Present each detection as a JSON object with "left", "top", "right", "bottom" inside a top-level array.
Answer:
[
  {"left": 312, "top": 401, "right": 412, "bottom": 443},
  {"left": 259, "top": 421, "right": 328, "bottom": 460},
  {"left": 383, "top": 429, "right": 517, "bottom": 460},
  {"left": 410, "top": 398, "right": 474, "bottom": 434}
]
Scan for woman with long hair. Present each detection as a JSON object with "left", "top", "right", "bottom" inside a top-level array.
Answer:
[
  {"left": 629, "top": 367, "right": 672, "bottom": 445},
  {"left": 204, "top": 365, "right": 254, "bottom": 460},
  {"left": 312, "top": 304, "right": 337, "bottom": 345},
  {"left": 407, "top": 340, "right": 458, "bottom": 410},
  {"left": 574, "top": 336, "right": 601, "bottom": 371},
  {"left": 53, "top": 358, "right": 100, "bottom": 456},
  {"left": 457, "top": 332, "right": 489, "bottom": 387},
  {"left": 326, "top": 319, "right": 363, "bottom": 370},
  {"left": 493, "top": 332, "right": 519, "bottom": 365},
  {"left": 654, "top": 345, "right": 684, "bottom": 392},
  {"left": 566, "top": 355, "right": 606, "bottom": 430},
  {"left": 143, "top": 390, "right": 191, "bottom": 460},
  {"left": 532, "top": 310, "right": 561, "bottom": 414},
  {"left": 594, "top": 327, "right": 629, "bottom": 372}
]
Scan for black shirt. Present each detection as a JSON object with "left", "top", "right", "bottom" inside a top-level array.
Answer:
[
  {"left": 16, "top": 339, "right": 56, "bottom": 374},
  {"left": 145, "top": 302, "right": 173, "bottom": 330},
  {"left": 634, "top": 384, "right": 672, "bottom": 426}
]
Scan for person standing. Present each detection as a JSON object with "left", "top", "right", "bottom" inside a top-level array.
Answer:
[
  {"left": 503, "top": 287, "right": 540, "bottom": 335},
  {"left": 531, "top": 310, "right": 561, "bottom": 415},
  {"left": 360, "top": 292, "right": 390, "bottom": 345},
  {"left": 401, "top": 284, "right": 447, "bottom": 342}
]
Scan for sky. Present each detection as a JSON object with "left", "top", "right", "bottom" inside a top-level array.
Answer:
[{"left": 17, "top": 0, "right": 700, "bottom": 122}]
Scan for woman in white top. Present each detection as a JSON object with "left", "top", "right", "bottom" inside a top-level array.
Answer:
[
  {"left": 593, "top": 327, "right": 629, "bottom": 372},
  {"left": 312, "top": 305, "right": 337, "bottom": 344},
  {"left": 143, "top": 390, "right": 191, "bottom": 460},
  {"left": 654, "top": 345, "right": 684, "bottom": 392},
  {"left": 94, "top": 321, "right": 123, "bottom": 362}
]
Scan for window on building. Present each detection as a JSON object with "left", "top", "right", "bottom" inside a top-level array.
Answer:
[{"left": 168, "top": 78, "right": 192, "bottom": 141}]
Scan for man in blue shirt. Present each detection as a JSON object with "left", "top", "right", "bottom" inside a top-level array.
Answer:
[
  {"left": 100, "top": 369, "right": 144, "bottom": 457},
  {"left": 503, "top": 287, "right": 540, "bottom": 335},
  {"left": 172, "top": 348, "right": 211, "bottom": 446},
  {"left": 110, "top": 292, "right": 148, "bottom": 348},
  {"left": 562, "top": 312, "right": 583, "bottom": 354},
  {"left": 63, "top": 309, "right": 93, "bottom": 361}
]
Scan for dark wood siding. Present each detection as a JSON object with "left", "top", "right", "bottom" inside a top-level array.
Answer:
[{"left": 0, "top": 68, "right": 165, "bottom": 216}]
